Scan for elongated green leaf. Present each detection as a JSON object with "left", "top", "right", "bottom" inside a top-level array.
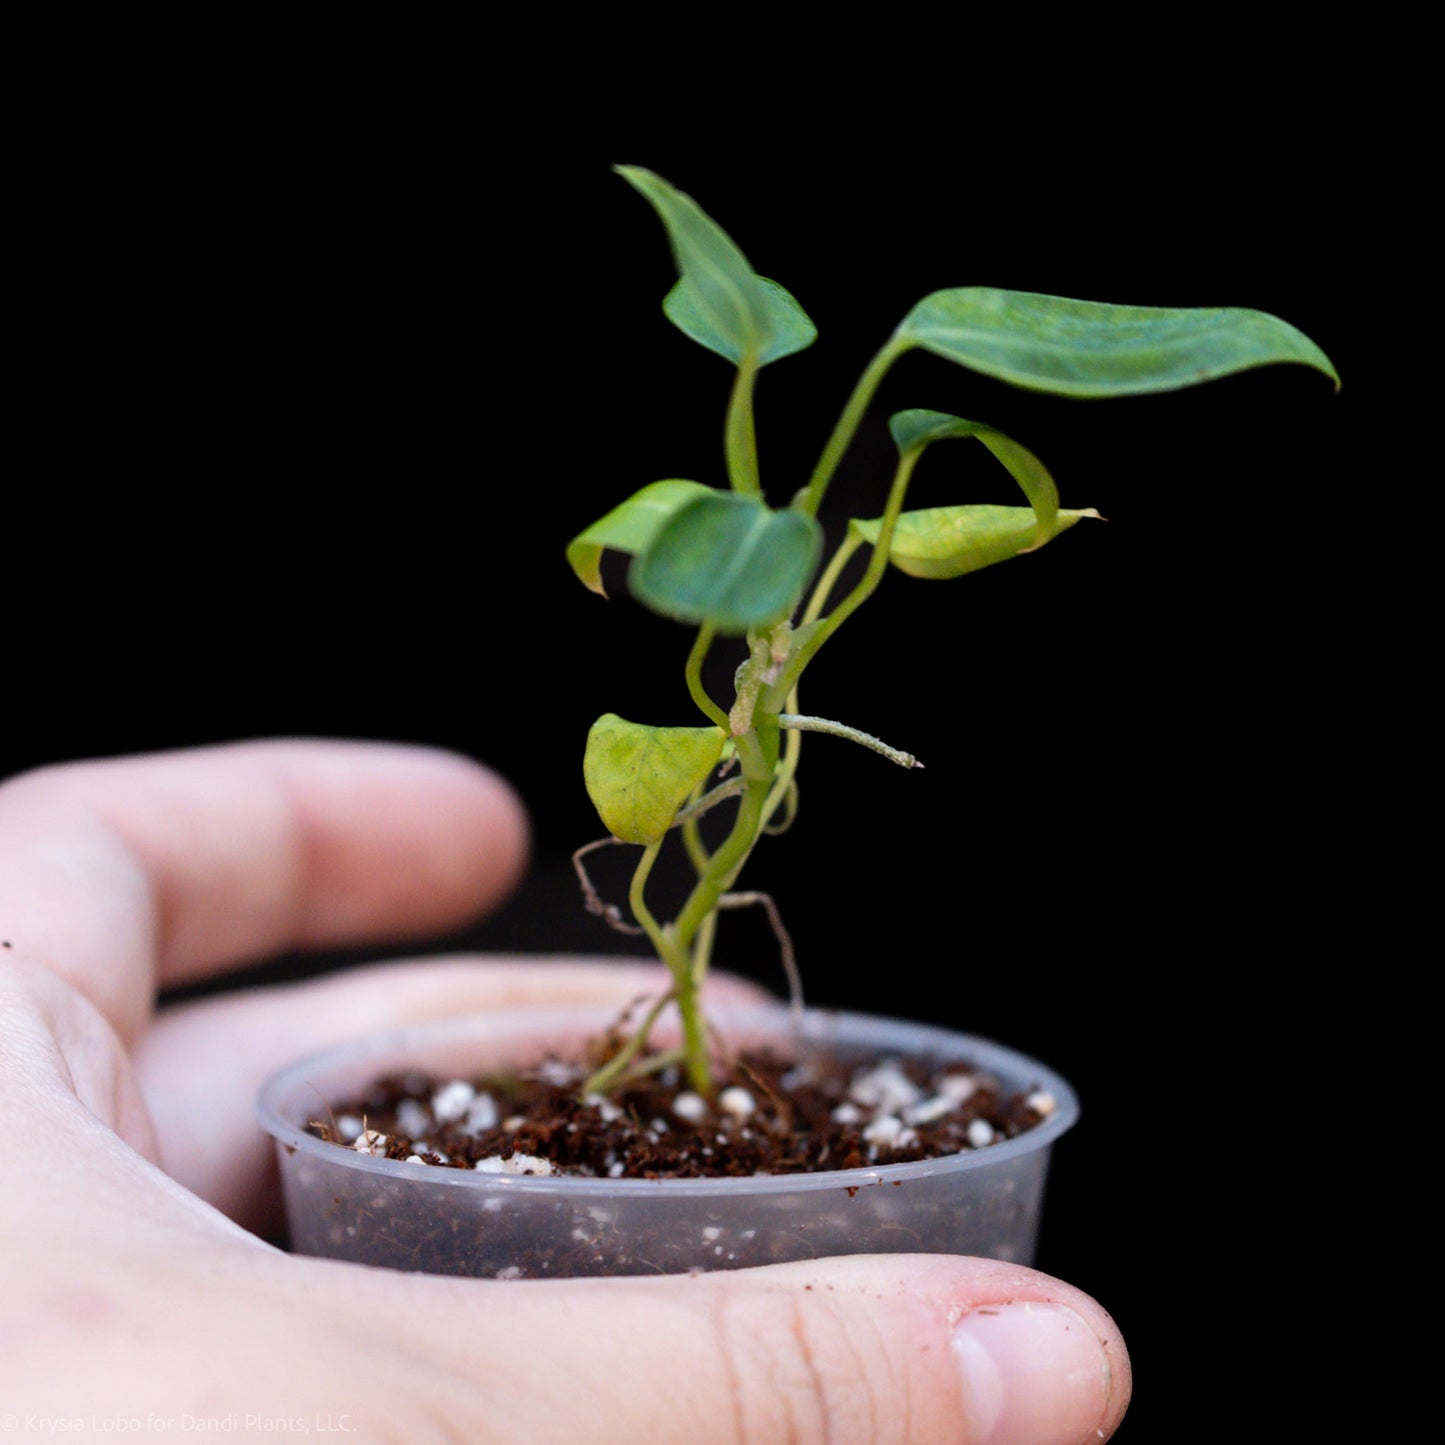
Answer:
[
  {"left": 896, "top": 287, "right": 1339, "bottom": 397},
  {"left": 888, "top": 409, "right": 1062, "bottom": 546},
  {"left": 851, "top": 505, "right": 1101, "bottom": 579},
  {"left": 566, "top": 479, "right": 715, "bottom": 597},
  {"left": 584, "top": 713, "right": 726, "bottom": 845},
  {"left": 617, "top": 166, "right": 816, "bottom": 366},
  {"left": 630, "top": 492, "right": 822, "bottom": 635}
]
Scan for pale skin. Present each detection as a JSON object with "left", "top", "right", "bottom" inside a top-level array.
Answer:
[{"left": 0, "top": 740, "right": 1131, "bottom": 1444}]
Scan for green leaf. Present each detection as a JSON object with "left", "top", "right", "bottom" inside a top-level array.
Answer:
[
  {"left": 664, "top": 275, "right": 817, "bottom": 366},
  {"left": 566, "top": 480, "right": 715, "bottom": 597},
  {"left": 896, "top": 287, "right": 1340, "bottom": 397},
  {"left": 583, "top": 713, "right": 726, "bottom": 845},
  {"left": 888, "top": 409, "right": 1065, "bottom": 547},
  {"left": 851, "top": 504, "right": 1101, "bottom": 579},
  {"left": 629, "top": 492, "right": 823, "bottom": 635},
  {"left": 617, "top": 166, "right": 816, "bottom": 366}
]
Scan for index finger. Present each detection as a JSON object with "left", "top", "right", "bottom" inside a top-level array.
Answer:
[{"left": 0, "top": 739, "right": 530, "bottom": 1042}]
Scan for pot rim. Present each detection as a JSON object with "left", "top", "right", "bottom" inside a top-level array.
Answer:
[{"left": 257, "top": 1004, "right": 1079, "bottom": 1198}]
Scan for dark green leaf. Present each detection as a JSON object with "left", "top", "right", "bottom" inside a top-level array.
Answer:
[
  {"left": 630, "top": 492, "right": 822, "bottom": 635},
  {"left": 617, "top": 166, "right": 816, "bottom": 366},
  {"left": 896, "top": 287, "right": 1339, "bottom": 397}
]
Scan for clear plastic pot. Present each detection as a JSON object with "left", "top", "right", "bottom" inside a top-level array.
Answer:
[{"left": 257, "top": 1005, "right": 1078, "bottom": 1278}]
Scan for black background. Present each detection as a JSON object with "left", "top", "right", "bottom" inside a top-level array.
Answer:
[{"left": 7, "top": 44, "right": 1371, "bottom": 1444}]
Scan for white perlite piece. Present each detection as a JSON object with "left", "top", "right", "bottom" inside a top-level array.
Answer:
[
  {"left": 903, "top": 1094, "right": 959, "bottom": 1125},
  {"left": 430, "top": 1079, "right": 476, "bottom": 1123},
  {"left": 863, "top": 1114, "right": 905, "bottom": 1146},
  {"left": 584, "top": 1092, "right": 624, "bottom": 1123},
  {"left": 966, "top": 1119, "right": 995, "bottom": 1148},
  {"left": 934, "top": 1073, "right": 980, "bottom": 1104},
  {"left": 1025, "top": 1089, "right": 1057, "bottom": 1117},
  {"left": 352, "top": 1129, "right": 389, "bottom": 1156},
  {"left": 718, "top": 1086, "right": 756, "bottom": 1119},
  {"left": 462, "top": 1092, "right": 500, "bottom": 1134},
  {"left": 671, "top": 1091, "right": 708, "bottom": 1123},
  {"left": 864, "top": 1118, "right": 920, "bottom": 1157},
  {"left": 474, "top": 1153, "right": 556, "bottom": 1176},
  {"left": 848, "top": 1059, "right": 923, "bottom": 1114}
]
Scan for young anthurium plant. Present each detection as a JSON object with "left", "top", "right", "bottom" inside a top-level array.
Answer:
[{"left": 569, "top": 166, "right": 1338, "bottom": 1099}]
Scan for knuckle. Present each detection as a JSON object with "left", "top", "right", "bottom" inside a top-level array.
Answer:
[{"left": 711, "top": 1285, "right": 907, "bottom": 1445}]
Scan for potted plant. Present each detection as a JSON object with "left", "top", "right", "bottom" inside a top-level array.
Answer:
[{"left": 258, "top": 166, "right": 1337, "bottom": 1279}]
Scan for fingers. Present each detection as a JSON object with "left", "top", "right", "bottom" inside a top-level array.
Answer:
[
  {"left": 135, "top": 957, "right": 772, "bottom": 1228},
  {"left": 311, "top": 1252, "right": 1131, "bottom": 1445},
  {"left": 0, "top": 739, "right": 530, "bottom": 1041},
  {"left": 2, "top": 1198, "right": 1129, "bottom": 1445},
  {"left": 0, "top": 956, "right": 161, "bottom": 1165}
]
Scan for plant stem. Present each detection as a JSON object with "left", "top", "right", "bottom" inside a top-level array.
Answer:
[
  {"left": 797, "top": 336, "right": 910, "bottom": 518},
  {"left": 581, "top": 989, "right": 678, "bottom": 1096},
  {"left": 755, "top": 533, "right": 862, "bottom": 833},
  {"left": 681, "top": 796, "right": 713, "bottom": 878},
  {"left": 661, "top": 722, "right": 778, "bottom": 1092},
  {"left": 672, "top": 761, "right": 772, "bottom": 957},
  {"left": 801, "top": 530, "right": 864, "bottom": 628},
  {"left": 614, "top": 333, "right": 923, "bottom": 1096},
  {"left": 675, "top": 777, "right": 747, "bottom": 830},
  {"left": 770, "top": 456, "right": 918, "bottom": 718},
  {"left": 685, "top": 623, "right": 730, "bottom": 731},
  {"left": 753, "top": 699, "right": 811, "bottom": 839},
  {"left": 691, "top": 909, "right": 718, "bottom": 991},
  {"left": 725, "top": 353, "right": 762, "bottom": 496},
  {"left": 624, "top": 837, "right": 715, "bottom": 1095},
  {"left": 625, "top": 840, "right": 671, "bottom": 970}
]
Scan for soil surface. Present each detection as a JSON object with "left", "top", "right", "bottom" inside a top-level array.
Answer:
[{"left": 311, "top": 1039, "right": 1058, "bottom": 1180}]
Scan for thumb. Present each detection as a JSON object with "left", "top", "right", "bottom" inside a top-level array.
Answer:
[{"left": 385, "top": 1253, "right": 1131, "bottom": 1444}]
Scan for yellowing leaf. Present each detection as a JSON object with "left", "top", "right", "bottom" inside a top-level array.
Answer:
[
  {"left": 851, "top": 505, "right": 1101, "bottom": 579},
  {"left": 583, "top": 713, "right": 726, "bottom": 845},
  {"left": 566, "top": 480, "right": 714, "bottom": 597}
]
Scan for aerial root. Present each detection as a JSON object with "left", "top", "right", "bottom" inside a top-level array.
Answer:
[
  {"left": 571, "top": 837, "right": 645, "bottom": 936},
  {"left": 717, "top": 889, "right": 804, "bottom": 1026},
  {"left": 777, "top": 713, "right": 922, "bottom": 769}
]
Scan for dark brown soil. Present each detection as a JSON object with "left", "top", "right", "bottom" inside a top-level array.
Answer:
[
  {"left": 310, "top": 1043, "right": 1057, "bottom": 1180},
  {"left": 287, "top": 1026, "right": 1064, "bottom": 1278}
]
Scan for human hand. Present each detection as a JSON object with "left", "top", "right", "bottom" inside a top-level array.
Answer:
[{"left": 0, "top": 740, "right": 1130, "bottom": 1444}]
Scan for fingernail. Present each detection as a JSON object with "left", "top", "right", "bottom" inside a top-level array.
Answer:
[{"left": 953, "top": 1301, "right": 1113, "bottom": 1445}]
